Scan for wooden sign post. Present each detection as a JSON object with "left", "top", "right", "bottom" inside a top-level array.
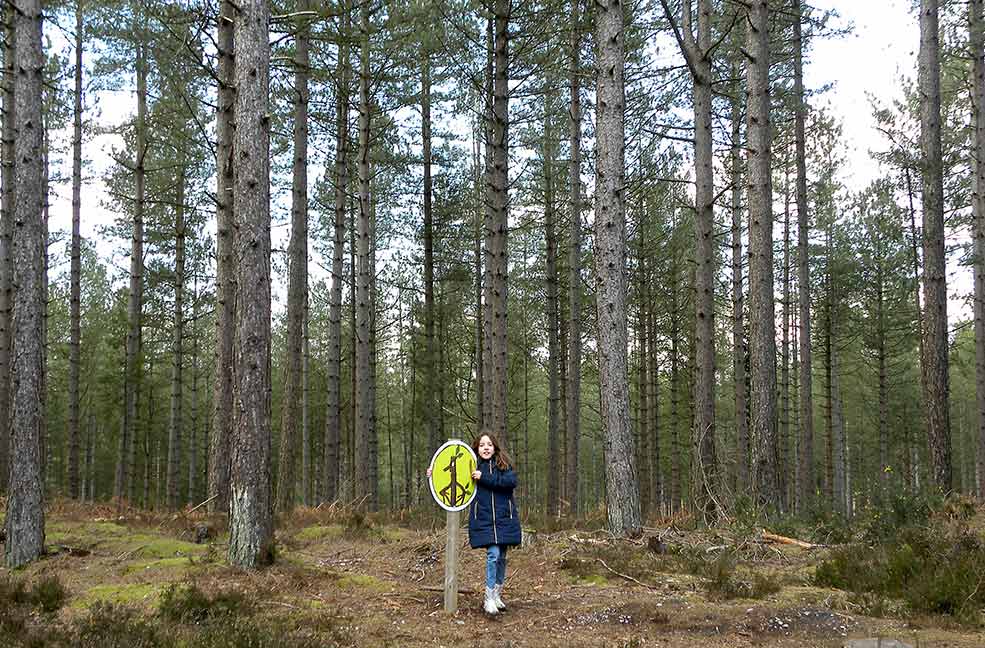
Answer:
[
  {"left": 444, "top": 510, "right": 459, "bottom": 612},
  {"left": 427, "top": 440, "right": 478, "bottom": 614}
]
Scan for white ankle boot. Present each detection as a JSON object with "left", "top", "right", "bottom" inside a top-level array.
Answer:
[
  {"left": 492, "top": 583, "right": 506, "bottom": 611},
  {"left": 483, "top": 586, "right": 499, "bottom": 615}
]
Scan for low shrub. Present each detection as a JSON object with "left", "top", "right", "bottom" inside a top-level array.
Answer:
[{"left": 158, "top": 583, "right": 249, "bottom": 624}]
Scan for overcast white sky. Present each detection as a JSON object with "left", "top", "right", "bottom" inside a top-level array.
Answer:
[{"left": 48, "top": 0, "right": 974, "bottom": 320}]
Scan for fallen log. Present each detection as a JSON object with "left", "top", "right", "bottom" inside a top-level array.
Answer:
[{"left": 761, "top": 529, "right": 819, "bottom": 549}]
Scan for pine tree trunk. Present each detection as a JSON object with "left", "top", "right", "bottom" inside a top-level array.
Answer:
[
  {"left": 119, "top": 40, "right": 147, "bottom": 505},
  {"left": 545, "top": 97, "right": 561, "bottom": 516},
  {"left": 648, "top": 308, "right": 661, "bottom": 512},
  {"left": 166, "top": 170, "right": 186, "bottom": 509},
  {"left": 0, "top": 2, "right": 14, "bottom": 497},
  {"left": 481, "top": 17, "right": 493, "bottom": 430},
  {"left": 971, "top": 0, "right": 985, "bottom": 501},
  {"left": 690, "top": 0, "right": 717, "bottom": 518},
  {"left": 209, "top": 0, "right": 235, "bottom": 514},
  {"left": 919, "top": 0, "right": 952, "bottom": 493},
  {"left": 324, "top": 1, "right": 349, "bottom": 504},
  {"left": 474, "top": 121, "right": 484, "bottom": 430},
  {"left": 354, "top": 0, "right": 375, "bottom": 507},
  {"left": 746, "top": 0, "right": 779, "bottom": 508},
  {"left": 485, "top": 0, "right": 510, "bottom": 445},
  {"left": 730, "top": 69, "right": 749, "bottom": 496},
  {"left": 188, "top": 276, "right": 199, "bottom": 505},
  {"left": 276, "top": 0, "right": 310, "bottom": 513},
  {"left": 595, "top": 0, "right": 641, "bottom": 536},
  {"left": 4, "top": 0, "right": 45, "bottom": 568},
  {"left": 228, "top": 0, "right": 273, "bottom": 568},
  {"left": 565, "top": 0, "right": 582, "bottom": 515},
  {"left": 670, "top": 250, "right": 681, "bottom": 511},
  {"left": 636, "top": 263, "right": 649, "bottom": 514},
  {"left": 67, "top": 0, "right": 84, "bottom": 500},
  {"left": 877, "top": 261, "right": 889, "bottom": 499},
  {"left": 793, "top": 0, "right": 814, "bottom": 511},
  {"left": 302, "top": 302, "right": 310, "bottom": 506},
  {"left": 422, "top": 53, "right": 438, "bottom": 455},
  {"left": 780, "top": 163, "right": 791, "bottom": 512}
]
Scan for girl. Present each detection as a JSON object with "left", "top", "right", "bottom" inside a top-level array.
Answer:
[{"left": 468, "top": 431, "right": 521, "bottom": 615}]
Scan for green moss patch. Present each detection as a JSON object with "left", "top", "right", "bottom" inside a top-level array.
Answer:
[
  {"left": 73, "top": 583, "right": 160, "bottom": 609},
  {"left": 295, "top": 525, "right": 343, "bottom": 542}
]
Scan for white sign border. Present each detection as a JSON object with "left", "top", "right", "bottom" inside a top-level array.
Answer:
[{"left": 428, "top": 440, "right": 479, "bottom": 512}]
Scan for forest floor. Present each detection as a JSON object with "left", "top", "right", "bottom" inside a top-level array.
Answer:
[{"left": 1, "top": 498, "right": 984, "bottom": 647}]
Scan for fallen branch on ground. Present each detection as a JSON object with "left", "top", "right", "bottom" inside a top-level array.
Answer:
[{"left": 761, "top": 529, "right": 821, "bottom": 549}]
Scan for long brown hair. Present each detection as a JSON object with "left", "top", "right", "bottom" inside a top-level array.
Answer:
[{"left": 472, "top": 430, "right": 513, "bottom": 471}]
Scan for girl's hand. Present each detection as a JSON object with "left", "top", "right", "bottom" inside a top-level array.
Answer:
[
  {"left": 472, "top": 470, "right": 482, "bottom": 480},
  {"left": 426, "top": 467, "right": 432, "bottom": 478}
]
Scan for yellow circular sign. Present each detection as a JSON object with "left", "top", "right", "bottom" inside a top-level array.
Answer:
[{"left": 428, "top": 440, "right": 478, "bottom": 512}]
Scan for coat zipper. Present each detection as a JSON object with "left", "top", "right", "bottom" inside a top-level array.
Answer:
[
  {"left": 509, "top": 498, "right": 513, "bottom": 519},
  {"left": 489, "top": 462, "right": 498, "bottom": 544}
]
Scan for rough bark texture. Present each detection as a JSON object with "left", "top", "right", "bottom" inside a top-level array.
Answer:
[
  {"left": 67, "top": 0, "right": 83, "bottom": 500},
  {"left": 4, "top": 0, "right": 45, "bottom": 568},
  {"left": 324, "top": 2, "right": 349, "bottom": 504},
  {"left": 919, "top": 0, "right": 952, "bottom": 494},
  {"left": 781, "top": 166, "right": 791, "bottom": 512},
  {"left": 166, "top": 171, "right": 185, "bottom": 509},
  {"left": 480, "top": 17, "right": 493, "bottom": 431},
  {"left": 276, "top": 0, "right": 310, "bottom": 513},
  {"left": 545, "top": 97, "right": 561, "bottom": 516},
  {"left": 422, "top": 53, "right": 438, "bottom": 456},
  {"left": 972, "top": 0, "right": 985, "bottom": 500},
  {"left": 792, "top": 0, "right": 814, "bottom": 510},
  {"left": 663, "top": 0, "right": 717, "bottom": 518},
  {"left": 118, "top": 40, "right": 147, "bottom": 504},
  {"left": 746, "top": 0, "right": 779, "bottom": 508},
  {"left": 354, "top": 0, "right": 375, "bottom": 508},
  {"left": 565, "top": 0, "right": 582, "bottom": 515},
  {"left": 730, "top": 66, "right": 749, "bottom": 497},
  {"left": 188, "top": 277, "right": 199, "bottom": 505},
  {"left": 208, "top": 0, "right": 235, "bottom": 514},
  {"left": 0, "top": 2, "right": 14, "bottom": 496},
  {"left": 485, "top": 0, "right": 510, "bottom": 445},
  {"left": 228, "top": 0, "right": 273, "bottom": 568},
  {"left": 595, "top": 0, "right": 641, "bottom": 537}
]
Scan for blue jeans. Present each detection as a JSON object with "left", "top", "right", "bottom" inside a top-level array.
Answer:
[{"left": 485, "top": 544, "right": 508, "bottom": 589}]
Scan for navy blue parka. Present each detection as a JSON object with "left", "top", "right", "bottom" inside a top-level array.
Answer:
[{"left": 468, "top": 457, "right": 522, "bottom": 548}]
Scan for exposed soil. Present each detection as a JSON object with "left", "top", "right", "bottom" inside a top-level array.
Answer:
[{"left": 2, "top": 500, "right": 984, "bottom": 648}]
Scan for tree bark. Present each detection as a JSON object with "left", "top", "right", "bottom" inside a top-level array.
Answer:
[
  {"left": 276, "top": 0, "right": 310, "bottom": 513},
  {"left": 565, "top": 0, "right": 582, "bottom": 515},
  {"left": 324, "top": 1, "right": 349, "bottom": 504},
  {"left": 0, "top": 2, "right": 14, "bottom": 497},
  {"left": 188, "top": 275, "right": 199, "bottom": 505},
  {"left": 781, "top": 162, "right": 791, "bottom": 511},
  {"left": 4, "top": 0, "right": 45, "bottom": 568},
  {"left": 545, "top": 91, "right": 561, "bottom": 516},
  {"left": 484, "top": 0, "right": 510, "bottom": 445},
  {"left": 918, "top": 0, "right": 952, "bottom": 494},
  {"left": 354, "top": 0, "right": 375, "bottom": 508},
  {"left": 118, "top": 39, "right": 147, "bottom": 505},
  {"left": 792, "top": 0, "right": 814, "bottom": 511},
  {"left": 971, "top": 0, "right": 985, "bottom": 500},
  {"left": 963, "top": 0, "right": 980, "bottom": 486},
  {"left": 595, "top": 0, "right": 641, "bottom": 536},
  {"left": 67, "top": 0, "right": 84, "bottom": 500},
  {"left": 166, "top": 170, "right": 186, "bottom": 508},
  {"left": 209, "top": 0, "right": 235, "bottom": 514},
  {"left": 422, "top": 50, "right": 438, "bottom": 456},
  {"left": 729, "top": 62, "right": 749, "bottom": 497},
  {"left": 664, "top": 0, "right": 717, "bottom": 519},
  {"left": 746, "top": 0, "right": 779, "bottom": 508},
  {"left": 228, "top": 0, "right": 273, "bottom": 568}
]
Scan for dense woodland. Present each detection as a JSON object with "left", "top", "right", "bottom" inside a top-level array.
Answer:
[{"left": 1, "top": 0, "right": 984, "bottom": 570}]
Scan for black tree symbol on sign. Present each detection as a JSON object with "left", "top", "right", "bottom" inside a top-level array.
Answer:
[{"left": 438, "top": 448, "right": 471, "bottom": 507}]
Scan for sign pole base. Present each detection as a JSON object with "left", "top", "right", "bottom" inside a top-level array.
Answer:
[{"left": 444, "top": 509, "right": 459, "bottom": 613}]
